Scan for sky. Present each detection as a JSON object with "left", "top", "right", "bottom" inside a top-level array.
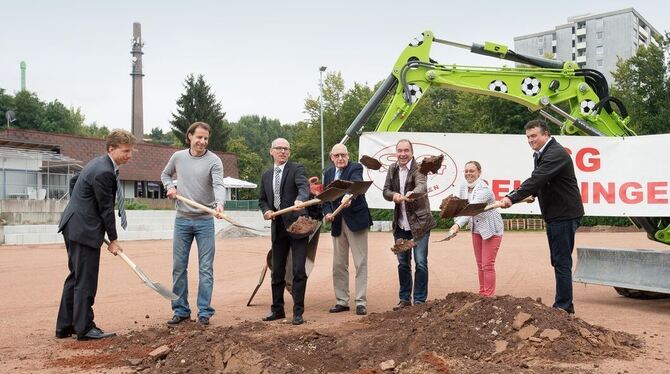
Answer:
[{"left": 1, "top": 0, "right": 668, "bottom": 134}]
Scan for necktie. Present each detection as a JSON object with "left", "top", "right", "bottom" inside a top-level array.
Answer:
[
  {"left": 533, "top": 151, "right": 540, "bottom": 168},
  {"left": 334, "top": 169, "right": 341, "bottom": 180},
  {"left": 116, "top": 170, "right": 127, "bottom": 230},
  {"left": 273, "top": 167, "right": 281, "bottom": 209}
]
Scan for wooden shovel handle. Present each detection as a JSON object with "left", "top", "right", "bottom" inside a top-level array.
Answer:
[
  {"left": 269, "top": 198, "right": 319, "bottom": 218},
  {"left": 331, "top": 194, "right": 353, "bottom": 217},
  {"left": 175, "top": 194, "right": 236, "bottom": 225},
  {"left": 484, "top": 196, "right": 535, "bottom": 212}
]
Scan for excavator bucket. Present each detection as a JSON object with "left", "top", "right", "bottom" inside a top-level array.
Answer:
[{"left": 574, "top": 247, "right": 670, "bottom": 295}]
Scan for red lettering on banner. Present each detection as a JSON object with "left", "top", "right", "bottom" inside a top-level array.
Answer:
[
  {"left": 620, "top": 182, "right": 643, "bottom": 204},
  {"left": 576, "top": 147, "right": 600, "bottom": 172},
  {"left": 492, "top": 179, "right": 523, "bottom": 200},
  {"left": 580, "top": 181, "right": 589, "bottom": 203},
  {"left": 648, "top": 182, "right": 669, "bottom": 204},
  {"left": 593, "top": 182, "right": 615, "bottom": 203}
]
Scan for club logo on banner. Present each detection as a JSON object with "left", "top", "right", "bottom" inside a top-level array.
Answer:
[{"left": 365, "top": 143, "right": 458, "bottom": 198}]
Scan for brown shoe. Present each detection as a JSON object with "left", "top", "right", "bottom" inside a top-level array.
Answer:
[
  {"left": 392, "top": 300, "right": 411, "bottom": 311},
  {"left": 329, "top": 304, "right": 350, "bottom": 313}
]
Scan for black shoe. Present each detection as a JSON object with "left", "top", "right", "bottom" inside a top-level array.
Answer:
[
  {"left": 392, "top": 300, "right": 411, "bottom": 311},
  {"left": 356, "top": 305, "right": 367, "bottom": 315},
  {"left": 167, "top": 315, "right": 191, "bottom": 325},
  {"left": 77, "top": 327, "right": 116, "bottom": 341},
  {"left": 55, "top": 326, "right": 75, "bottom": 339},
  {"left": 292, "top": 315, "right": 304, "bottom": 325},
  {"left": 198, "top": 316, "right": 210, "bottom": 326},
  {"left": 329, "top": 304, "right": 350, "bottom": 313},
  {"left": 262, "top": 311, "right": 286, "bottom": 322}
]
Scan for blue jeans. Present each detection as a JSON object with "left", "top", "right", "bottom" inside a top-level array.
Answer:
[
  {"left": 171, "top": 217, "right": 216, "bottom": 318},
  {"left": 546, "top": 217, "right": 581, "bottom": 312},
  {"left": 394, "top": 227, "right": 430, "bottom": 304}
]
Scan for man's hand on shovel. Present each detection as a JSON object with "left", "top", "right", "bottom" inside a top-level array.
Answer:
[{"left": 106, "top": 239, "right": 123, "bottom": 256}]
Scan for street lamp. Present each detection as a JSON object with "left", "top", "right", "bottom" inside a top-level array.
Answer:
[{"left": 319, "top": 66, "right": 327, "bottom": 176}]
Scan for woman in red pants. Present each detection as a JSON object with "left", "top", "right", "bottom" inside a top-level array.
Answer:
[{"left": 449, "top": 161, "right": 503, "bottom": 296}]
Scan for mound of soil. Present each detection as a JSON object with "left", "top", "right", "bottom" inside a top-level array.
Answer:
[
  {"left": 216, "top": 226, "right": 261, "bottom": 239},
  {"left": 287, "top": 216, "right": 320, "bottom": 236},
  {"left": 48, "top": 293, "right": 641, "bottom": 373}
]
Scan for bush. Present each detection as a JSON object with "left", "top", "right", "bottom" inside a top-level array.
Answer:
[{"left": 121, "top": 199, "right": 150, "bottom": 210}]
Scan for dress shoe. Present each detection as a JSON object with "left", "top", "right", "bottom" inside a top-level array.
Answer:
[
  {"left": 329, "top": 304, "right": 350, "bottom": 313},
  {"left": 167, "top": 315, "right": 191, "bottom": 325},
  {"left": 55, "top": 326, "right": 75, "bottom": 339},
  {"left": 392, "top": 300, "right": 412, "bottom": 311},
  {"left": 77, "top": 327, "right": 116, "bottom": 341},
  {"left": 292, "top": 315, "right": 304, "bottom": 325},
  {"left": 262, "top": 311, "right": 286, "bottom": 322},
  {"left": 198, "top": 316, "right": 210, "bottom": 326},
  {"left": 356, "top": 305, "right": 367, "bottom": 315}
]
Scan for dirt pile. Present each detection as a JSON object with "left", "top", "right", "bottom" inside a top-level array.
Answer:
[{"left": 48, "top": 293, "right": 641, "bottom": 373}]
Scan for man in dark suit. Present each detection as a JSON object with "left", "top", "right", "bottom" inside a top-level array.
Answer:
[
  {"left": 322, "top": 143, "right": 372, "bottom": 315},
  {"left": 501, "top": 119, "right": 584, "bottom": 314},
  {"left": 56, "top": 129, "right": 136, "bottom": 340},
  {"left": 259, "top": 137, "right": 310, "bottom": 325}
]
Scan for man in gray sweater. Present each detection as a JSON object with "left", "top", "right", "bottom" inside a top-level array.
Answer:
[{"left": 161, "top": 122, "right": 225, "bottom": 326}]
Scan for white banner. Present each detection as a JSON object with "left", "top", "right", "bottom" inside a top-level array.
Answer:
[{"left": 359, "top": 132, "right": 670, "bottom": 217}]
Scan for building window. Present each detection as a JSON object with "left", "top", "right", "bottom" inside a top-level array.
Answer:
[
  {"left": 596, "top": 31, "right": 603, "bottom": 40},
  {"left": 538, "top": 36, "right": 544, "bottom": 44},
  {"left": 538, "top": 48, "right": 544, "bottom": 56},
  {"left": 597, "top": 60, "right": 603, "bottom": 68},
  {"left": 596, "top": 18, "right": 603, "bottom": 28},
  {"left": 552, "top": 46, "right": 556, "bottom": 53},
  {"left": 596, "top": 46, "right": 603, "bottom": 55}
]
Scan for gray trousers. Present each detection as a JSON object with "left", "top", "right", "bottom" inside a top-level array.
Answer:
[{"left": 332, "top": 223, "right": 368, "bottom": 307}]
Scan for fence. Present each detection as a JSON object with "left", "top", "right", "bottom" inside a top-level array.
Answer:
[{"left": 503, "top": 218, "right": 546, "bottom": 231}]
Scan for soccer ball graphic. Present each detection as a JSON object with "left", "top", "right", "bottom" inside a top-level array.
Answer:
[
  {"left": 488, "top": 80, "right": 508, "bottom": 93},
  {"left": 580, "top": 99, "right": 596, "bottom": 115},
  {"left": 521, "top": 77, "right": 541, "bottom": 96},
  {"left": 404, "top": 84, "right": 423, "bottom": 103}
]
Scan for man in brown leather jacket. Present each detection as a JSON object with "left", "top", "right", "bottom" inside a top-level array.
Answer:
[{"left": 383, "top": 139, "right": 437, "bottom": 310}]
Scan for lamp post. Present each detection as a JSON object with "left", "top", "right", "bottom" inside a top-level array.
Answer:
[{"left": 319, "top": 66, "right": 327, "bottom": 176}]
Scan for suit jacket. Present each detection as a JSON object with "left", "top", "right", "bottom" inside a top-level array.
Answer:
[
  {"left": 507, "top": 137, "right": 584, "bottom": 222},
  {"left": 322, "top": 162, "right": 372, "bottom": 237},
  {"left": 454, "top": 179, "right": 503, "bottom": 240},
  {"left": 382, "top": 158, "right": 437, "bottom": 239},
  {"left": 259, "top": 161, "right": 310, "bottom": 239},
  {"left": 58, "top": 155, "right": 119, "bottom": 248}
]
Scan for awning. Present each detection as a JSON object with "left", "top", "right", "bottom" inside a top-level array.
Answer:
[{"left": 223, "top": 176, "right": 257, "bottom": 189}]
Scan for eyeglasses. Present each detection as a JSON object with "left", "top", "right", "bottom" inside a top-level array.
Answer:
[
  {"left": 272, "top": 146, "right": 290, "bottom": 152},
  {"left": 331, "top": 153, "right": 348, "bottom": 158}
]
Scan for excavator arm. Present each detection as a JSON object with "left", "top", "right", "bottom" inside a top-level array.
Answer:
[{"left": 342, "top": 30, "right": 669, "bottom": 246}]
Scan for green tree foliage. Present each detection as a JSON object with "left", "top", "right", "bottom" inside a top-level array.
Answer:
[
  {"left": 611, "top": 33, "right": 670, "bottom": 135},
  {"left": 227, "top": 136, "right": 264, "bottom": 200},
  {"left": 170, "top": 74, "right": 230, "bottom": 151},
  {"left": 78, "top": 122, "right": 110, "bottom": 138},
  {"left": 145, "top": 126, "right": 178, "bottom": 146},
  {"left": 229, "top": 115, "right": 285, "bottom": 166}
]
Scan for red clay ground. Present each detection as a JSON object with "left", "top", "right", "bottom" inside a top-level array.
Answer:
[{"left": 1, "top": 231, "right": 669, "bottom": 373}]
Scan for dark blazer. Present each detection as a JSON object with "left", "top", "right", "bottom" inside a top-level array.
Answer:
[
  {"left": 382, "top": 158, "right": 437, "bottom": 239},
  {"left": 259, "top": 161, "right": 310, "bottom": 239},
  {"left": 58, "top": 155, "right": 118, "bottom": 248},
  {"left": 322, "top": 162, "right": 372, "bottom": 237},
  {"left": 507, "top": 137, "right": 584, "bottom": 222}
]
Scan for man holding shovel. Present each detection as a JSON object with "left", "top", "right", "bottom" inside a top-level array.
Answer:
[
  {"left": 383, "top": 139, "right": 436, "bottom": 310},
  {"left": 259, "top": 138, "right": 310, "bottom": 325},
  {"left": 56, "top": 129, "right": 135, "bottom": 340},
  {"left": 161, "top": 122, "right": 225, "bottom": 326},
  {"left": 323, "top": 143, "right": 372, "bottom": 315}
]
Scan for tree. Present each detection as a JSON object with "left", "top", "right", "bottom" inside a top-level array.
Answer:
[
  {"left": 170, "top": 74, "right": 230, "bottom": 151},
  {"left": 229, "top": 115, "right": 285, "bottom": 166},
  {"left": 611, "top": 34, "right": 670, "bottom": 135},
  {"left": 145, "top": 126, "right": 178, "bottom": 146},
  {"left": 13, "top": 90, "right": 44, "bottom": 129},
  {"left": 227, "top": 136, "right": 264, "bottom": 200},
  {"left": 78, "top": 121, "right": 110, "bottom": 138}
]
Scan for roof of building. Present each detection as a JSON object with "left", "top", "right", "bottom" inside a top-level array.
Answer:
[{"left": 0, "top": 128, "right": 239, "bottom": 181}]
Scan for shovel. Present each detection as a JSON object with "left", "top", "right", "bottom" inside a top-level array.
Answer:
[
  {"left": 175, "top": 194, "right": 262, "bottom": 232},
  {"left": 456, "top": 196, "right": 535, "bottom": 217},
  {"left": 402, "top": 192, "right": 427, "bottom": 202},
  {"left": 331, "top": 180, "right": 374, "bottom": 217},
  {"left": 270, "top": 187, "right": 347, "bottom": 218},
  {"left": 104, "top": 238, "right": 178, "bottom": 300},
  {"left": 359, "top": 155, "right": 382, "bottom": 170},
  {"left": 434, "top": 231, "right": 458, "bottom": 243}
]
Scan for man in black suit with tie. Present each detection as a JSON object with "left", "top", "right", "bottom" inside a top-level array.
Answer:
[
  {"left": 56, "top": 129, "right": 136, "bottom": 340},
  {"left": 322, "top": 143, "right": 372, "bottom": 315},
  {"left": 259, "top": 137, "right": 310, "bottom": 325}
]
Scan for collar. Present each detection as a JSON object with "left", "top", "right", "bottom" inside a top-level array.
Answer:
[
  {"left": 273, "top": 163, "right": 287, "bottom": 172},
  {"left": 398, "top": 159, "right": 413, "bottom": 171},
  {"left": 107, "top": 154, "right": 119, "bottom": 173},
  {"left": 536, "top": 137, "right": 552, "bottom": 155}
]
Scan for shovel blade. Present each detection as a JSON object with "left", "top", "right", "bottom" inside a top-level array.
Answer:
[
  {"left": 315, "top": 187, "right": 347, "bottom": 202},
  {"left": 347, "top": 180, "right": 374, "bottom": 195}
]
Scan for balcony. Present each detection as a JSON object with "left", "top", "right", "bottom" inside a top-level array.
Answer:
[
  {"left": 576, "top": 28, "right": 587, "bottom": 36},
  {"left": 576, "top": 41, "right": 587, "bottom": 50},
  {"left": 576, "top": 55, "right": 587, "bottom": 63}
]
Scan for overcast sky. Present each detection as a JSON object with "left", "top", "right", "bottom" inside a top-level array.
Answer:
[{"left": 1, "top": 0, "right": 667, "bottom": 133}]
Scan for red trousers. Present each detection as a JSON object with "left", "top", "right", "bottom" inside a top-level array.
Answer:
[{"left": 471, "top": 233, "right": 502, "bottom": 296}]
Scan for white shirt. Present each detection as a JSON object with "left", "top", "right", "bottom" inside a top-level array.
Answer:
[
  {"left": 272, "top": 163, "right": 286, "bottom": 195},
  {"left": 398, "top": 160, "right": 412, "bottom": 231}
]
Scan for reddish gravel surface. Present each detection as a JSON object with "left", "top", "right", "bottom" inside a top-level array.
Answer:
[{"left": 1, "top": 231, "right": 668, "bottom": 373}]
